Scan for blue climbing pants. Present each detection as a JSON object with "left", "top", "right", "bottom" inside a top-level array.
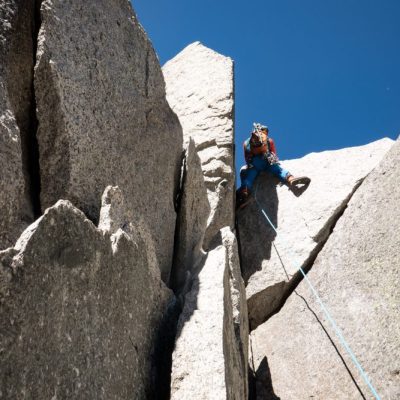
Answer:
[{"left": 239, "top": 155, "right": 290, "bottom": 192}]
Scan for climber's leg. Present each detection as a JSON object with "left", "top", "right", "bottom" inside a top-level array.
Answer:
[
  {"left": 267, "top": 163, "right": 291, "bottom": 183},
  {"left": 236, "top": 165, "right": 259, "bottom": 209}
]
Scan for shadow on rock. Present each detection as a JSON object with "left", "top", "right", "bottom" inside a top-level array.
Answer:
[
  {"left": 254, "top": 357, "right": 281, "bottom": 400},
  {"left": 237, "top": 173, "right": 279, "bottom": 284}
]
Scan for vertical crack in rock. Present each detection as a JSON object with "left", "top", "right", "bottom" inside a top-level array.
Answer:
[
  {"left": 0, "top": 0, "right": 50, "bottom": 247},
  {"left": 163, "top": 42, "right": 236, "bottom": 249},
  {"left": 152, "top": 296, "right": 182, "bottom": 400},
  {"left": 247, "top": 177, "right": 366, "bottom": 331},
  {"left": 33, "top": 0, "right": 183, "bottom": 281},
  {"left": 23, "top": 0, "right": 42, "bottom": 218}
]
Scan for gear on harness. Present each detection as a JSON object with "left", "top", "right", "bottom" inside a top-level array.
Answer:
[{"left": 263, "top": 151, "right": 279, "bottom": 165}]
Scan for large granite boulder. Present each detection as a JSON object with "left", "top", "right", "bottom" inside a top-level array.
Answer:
[
  {"left": 163, "top": 42, "right": 235, "bottom": 249},
  {"left": 0, "top": 196, "right": 174, "bottom": 399},
  {"left": 34, "top": 0, "right": 182, "bottom": 282},
  {"left": 0, "top": 0, "right": 36, "bottom": 249},
  {"left": 171, "top": 227, "right": 248, "bottom": 400},
  {"left": 250, "top": 138, "right": 400, "bottom": 399},
  {"left": 237, "top": 138, "right": 394, "bottom": 329}
]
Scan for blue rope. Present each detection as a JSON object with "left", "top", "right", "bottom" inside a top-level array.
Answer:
[{"left": 253, "top": 183, "right": 381, "bottom": 400}]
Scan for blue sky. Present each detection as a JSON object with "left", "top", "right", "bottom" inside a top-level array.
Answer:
[{"left": 133, "top": 0, "right": 399, "bottom": 171}]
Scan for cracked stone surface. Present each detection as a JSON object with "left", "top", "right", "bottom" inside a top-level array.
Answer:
[
  {"left": 171, "top": 227, "right": 248, "bottom": 400},
  {"left": 34, "top": 0, "right": 182, "bottom": 282},
  {"left": 237, "top": 138, "right": 394, "bottom": 328},
  {"left": 163, "top": 41, "right": 235, "bottom": 249},
  {"left": 0, "top": 0, "right": 36, "bottom": 248},
  {"left": 170, "top": 139, "right": 210, "bottom": 293},
  {"left": 250, "top": 137, "right": 400, "bottom": 400},
  {"left": 0, "top": 198, "right": 174, "bottom": 399}
]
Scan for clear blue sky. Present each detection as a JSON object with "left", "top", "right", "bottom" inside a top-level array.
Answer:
[{"left": 133, "top": 0, "right": 399, "bottom": 171}]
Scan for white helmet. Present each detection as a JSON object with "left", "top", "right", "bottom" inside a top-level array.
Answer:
[{"left": 253, "top": 122, "right": 268, "bottom": 132}]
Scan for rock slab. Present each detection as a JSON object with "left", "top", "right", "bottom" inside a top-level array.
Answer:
[
  {"left": 34, "top": 0, "right": 182, "bottom": 282},
  {"left": 171, "top": 228, "right": 248, "bottom": 400},
  {"left": 0, "top": 0, "right": 36, "bottom": 248},
  {"left": 0, "top": 197, "right": 173, "bottom": 399},
  {"left": 163, "top": 42, "right": 235, "bottom": 249},
  {"left": 250, "top": 138, "right": 400, "bottom": 399},
  {"left": 238, "top": 138, "right": 394, "bottom": 327}
]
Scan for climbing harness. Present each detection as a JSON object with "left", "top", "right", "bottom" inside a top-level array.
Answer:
[
  {"left": 249, "top": 122, "right": 278, "bottom": 165},
  {"left": 253, "top": 183, "right": 382, "bottom": 400}
]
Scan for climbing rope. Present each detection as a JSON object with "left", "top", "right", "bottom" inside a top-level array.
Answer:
[{"left": 253, "top": 183, "right": 382, "bottom": 400}]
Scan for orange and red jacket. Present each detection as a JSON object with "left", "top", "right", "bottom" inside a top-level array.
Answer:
[{"left": 243, "top": 132, "right": 277, "bottom": 164}]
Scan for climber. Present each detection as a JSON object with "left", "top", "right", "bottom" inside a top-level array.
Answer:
[{"left": 236, "top": 123, "right": 311, "bottom": 209}]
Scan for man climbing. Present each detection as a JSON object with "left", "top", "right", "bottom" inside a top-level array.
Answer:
[{"left": 236, "top": 123, "right": 310, "bottom": 209}]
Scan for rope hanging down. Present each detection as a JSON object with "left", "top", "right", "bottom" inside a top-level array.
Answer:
[{"left": 253, "top": 183, "right": 381, "bottom": 400}]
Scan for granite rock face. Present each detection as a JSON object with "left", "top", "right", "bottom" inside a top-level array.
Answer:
[
  {"left": 237, "top": 138, "right": 394, "bottom": 329},
  {"left": 250, "top": 138, "right": 400, "bottom": 399},
  {"left": 35, "top": 0, "right": 182, "bottom": 282},
  {"left": 165, "top": 43, "right": 249, "bottom": 399},
  {"left": 0, "top": 0, "right": 36, "bottom": 249},
  {"left": 171, "top": 227, "right": 248, "bottom": 400},
  {"left": 170, "top": 139, "right": 210, "bottom": 293},
  {"left": 163, "top": 42, "right": 235, "bottom": 249},
  {"left": 0, "top": 198, "right": 174, "bottom": 399}
]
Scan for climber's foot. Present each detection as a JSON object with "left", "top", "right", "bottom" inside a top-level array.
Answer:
[
  {"left": 236, "top": 188, "right": 252, "bottom": 210},
  {"left": 288, "top": 176, "right": 311, "bottom": 197},
  {"left": 290, "top": 176, "right": 311, "bottom": 187}
]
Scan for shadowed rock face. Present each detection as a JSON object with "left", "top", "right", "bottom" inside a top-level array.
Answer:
[
  {"left": 163, "top": 41, "right": 235, "bottom": 249},
  {"left": 35, "top": 0, "right": 183, "bottom": 282},
  {"left": 238, "top": 138, "right": 394, "bottom": 328},
  {"left": 250, "top": 138, "right": 400, "bottom": 399},
  {"left": 0, "top": 198, "right": 174, "bottom": 399},
  {"left": 0, "top": 0, "right": 36, "bottom": 249}
]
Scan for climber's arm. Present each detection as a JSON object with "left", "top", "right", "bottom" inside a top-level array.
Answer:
[{"left": 269, "top": 137, "right": 277, "bottom": 155}]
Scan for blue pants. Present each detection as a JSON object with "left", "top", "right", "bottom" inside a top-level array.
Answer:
[{"left": 239, "top": 155, "right": 290, "bottom": 192}]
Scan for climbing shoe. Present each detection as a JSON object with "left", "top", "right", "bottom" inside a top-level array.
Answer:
[{"left": 290, "top": 176, "right": 311, "bottom": 187}]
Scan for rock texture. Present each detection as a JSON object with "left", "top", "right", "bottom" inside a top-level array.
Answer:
[
  {"left": 0, "top": 0, "right": 36, "bottom": 248},
  {"left": 250, "top": 138, "right": 400, "bottom": 399},
  {"left": 171, "top": 227, "right": 248, "bottom": 400},
  {"left": 237, "top": 138, "right": 394, "bottom": 328},
  {"left": 164, "top": 43, "right": 249, "bottom": 399},
  {"left": 163, "top": 42, "right": 235, "bottom": 249},
  {"left": 0, "top": 197, "right": 174, "bottom": 399},
  {"left": 34, "top": 0, "right": 182, "bottom": 282},
  {"left": 170, "top": 139, "right": 210, "bottom": 293}
]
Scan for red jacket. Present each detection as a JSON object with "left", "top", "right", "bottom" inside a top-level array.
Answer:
[{"left": 243, "top": 133, "right": 277, "bottom": 164}]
